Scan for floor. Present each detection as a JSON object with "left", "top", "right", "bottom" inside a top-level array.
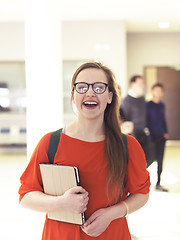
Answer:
[
  {"left": 129, "top": 142, "right": 180, "bottom": 240},
  {"left": 0, "top": 142, "right": 180, "bottom": 240}
]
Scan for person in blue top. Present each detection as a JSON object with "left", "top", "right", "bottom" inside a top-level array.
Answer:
[{"left": 146, "top": 83, "right": 168, "bottom": 192}]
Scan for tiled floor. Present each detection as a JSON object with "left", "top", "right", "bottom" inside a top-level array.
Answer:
[{"left": 0, "top": 142, "right": 180, "bottom": 240}]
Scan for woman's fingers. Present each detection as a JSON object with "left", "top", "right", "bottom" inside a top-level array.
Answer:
[
  {"left": 68, "top": 186, "right": 87, "bottom": 194},
  {"left": 63, "top": 186, "right": 89, "bottom": 214}
]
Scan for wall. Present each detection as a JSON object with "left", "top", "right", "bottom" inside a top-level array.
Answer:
[
  {"left": 0, "top": 21, "right": 127, "bottom": 94},
  {"left": 127, "top": 32, "right": 180, "bottom": 86},
  {"left": 0, "top": 22, "right": 24, "bottom": 60},
  {"left": 1, "top": 23, "right": 180, "bottom": 94},
  {"left": 62, "top": 20, "right": 127, "bottom": 95}
]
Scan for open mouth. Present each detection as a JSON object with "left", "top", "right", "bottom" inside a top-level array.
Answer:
[{"left": 83, "top": 101, "right": 98, "bottom": 108}]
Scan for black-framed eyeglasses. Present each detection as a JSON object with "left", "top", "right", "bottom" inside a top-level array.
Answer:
[{"left": 73, "top": 82, "right": 108, "bottom": 94}]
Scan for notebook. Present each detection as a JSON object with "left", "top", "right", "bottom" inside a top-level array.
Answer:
[{"left": 39, "top": 164, "right": 85, "bottom": 225}]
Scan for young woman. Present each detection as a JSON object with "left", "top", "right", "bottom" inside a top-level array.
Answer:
[{"left": 19, "top": 62, "right": 150, "bottom": 239}]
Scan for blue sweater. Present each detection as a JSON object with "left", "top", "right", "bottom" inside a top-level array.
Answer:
[{"left": 146, "top": 101, "right": 168, "bottom": 138}]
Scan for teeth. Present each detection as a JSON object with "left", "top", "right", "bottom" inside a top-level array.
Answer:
[{"left": 84, "top": 102, "right": 97, "bottom": 105}]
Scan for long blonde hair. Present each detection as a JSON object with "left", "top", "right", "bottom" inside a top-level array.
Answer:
[{"left": 71, "top": 62, "right": 127, "bottom": 199}]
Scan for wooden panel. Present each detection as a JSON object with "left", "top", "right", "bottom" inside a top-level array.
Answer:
[{"left": 157, "top": 67, "right": 180, "bottom": 140}]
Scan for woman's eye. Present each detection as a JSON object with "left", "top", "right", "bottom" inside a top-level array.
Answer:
[
  {"left": 95, "top": 87, "right": 102, "bottom": 92},
  {"left": 94, "top": 85, "right": 104, "bottom": 92},
  {"left": 78, "top": 85, "right": 87, "bottom": 91}
]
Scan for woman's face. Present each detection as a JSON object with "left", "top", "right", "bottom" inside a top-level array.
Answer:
[{"left": 72, "top": 68, "right": 113, "bottom": 121}]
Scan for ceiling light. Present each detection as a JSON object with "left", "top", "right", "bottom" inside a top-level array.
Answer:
[
  {"left": 173, "top": 1, "right": 180, "bottom": 8},
  {"left": 158, "top": 22, "right": 170, "bottom": 29},
  {"left": 2, "top": 4, "right": 16, "bottom": 13},
  {"left": 95, "top": 43, "right": 110, "bottom": 51}
]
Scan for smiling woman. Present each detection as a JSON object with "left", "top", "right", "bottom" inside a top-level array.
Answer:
[{"left": 19, "top": 62, "right": 150, "bottom": 240}]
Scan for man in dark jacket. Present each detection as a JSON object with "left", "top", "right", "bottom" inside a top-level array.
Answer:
[{"left": 120, "top": 75, "right": 149, "bottom": 159}]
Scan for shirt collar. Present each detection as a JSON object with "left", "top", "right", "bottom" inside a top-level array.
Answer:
[{"left": 128, "top": 89, "right": 139, "bottom": 98}]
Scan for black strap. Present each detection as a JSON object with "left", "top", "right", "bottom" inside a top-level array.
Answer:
[
  {"left": 48, "top": 128, "right": 63, "bottom": 164},
  {"left": 48, "top": 129, "right": 128, "bottom": 164},
  {"left": 122, "top": 133, "right": 128, "bottom": 163}
]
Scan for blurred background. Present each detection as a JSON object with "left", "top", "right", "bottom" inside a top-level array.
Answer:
[{"left": 0, "top": 0, "right": 180, "bottom": 239}]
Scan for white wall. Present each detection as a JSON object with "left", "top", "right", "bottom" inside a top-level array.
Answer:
[
  {"left": 0, "top": 21, "right": 127, "bottom": 94},
  {"left": 0, "top": 22, "right": 24, "bottom": 60},
  {"left": 62, "top": 20, "right": 127, "bottom": 95},
  {"left": 127, "top": 32, "right": 180, "bottom": 86},
  {"left": 2, "top": 23, "right": 180, "bottom": 95}
]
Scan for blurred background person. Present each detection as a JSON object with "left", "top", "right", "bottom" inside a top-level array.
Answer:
[
  {"left": 117, "top": 84, "right": 134, "bottom": 135},
  {"left": 120, "top": 75, "right": 149, "bottom": 160},
  {"left": 146, "top": 83, "right": 168, "bottom": 192}
]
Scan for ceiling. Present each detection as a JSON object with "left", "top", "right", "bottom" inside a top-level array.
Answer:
[{"left": 0, "top": 0, "right": 180, "bottom": 32}]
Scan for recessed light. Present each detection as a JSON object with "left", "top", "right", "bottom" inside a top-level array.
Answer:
[
  {"left": 2, "top": 4, "right": 16, "bottom": 13},
  {"left": 95, "top": 43, "right": 110, "bottom": 51},
  {"left": 158, "top": 22, "right": 170, "bottom": 29},
  {"left": 173, "top": 1, "right": 180, "bottom": 8}
]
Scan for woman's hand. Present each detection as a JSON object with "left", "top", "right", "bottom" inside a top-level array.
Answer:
[
  {"left": 61, "top": 186, "right": 89, "bottom": 214},
  {"left": 81, "top": 208, "right": 112, "bottom": 237}
]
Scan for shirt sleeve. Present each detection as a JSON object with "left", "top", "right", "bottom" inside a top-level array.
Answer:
[
  {"left": 125, "top": 135, "right": 150, "bottom": 194},
  {"left": 18, "top": 132, "right": 51, "bottom": 202}
]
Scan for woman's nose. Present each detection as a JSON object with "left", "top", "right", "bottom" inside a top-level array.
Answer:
[{"left": 86, "top": 85, "right": 95, "bottom": 96}]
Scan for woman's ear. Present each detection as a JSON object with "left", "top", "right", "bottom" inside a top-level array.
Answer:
[{"left": 107, "top": 92, "right": 113, "bottom": 104}]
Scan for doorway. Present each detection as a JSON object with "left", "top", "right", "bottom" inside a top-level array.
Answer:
[{"left": 144, "top": 66, "right": 180, "bottom": 140}]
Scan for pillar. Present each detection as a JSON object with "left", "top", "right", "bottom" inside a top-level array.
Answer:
[{"left": 25, "top": 0, "right": 63, "bottom": 158}]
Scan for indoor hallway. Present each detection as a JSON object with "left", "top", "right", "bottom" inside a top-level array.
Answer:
[
  {"left": 0, "top": 142, "right": 179, "bottom": 240},
  {"left": 128, "top": 141, "right": 180, "bottom": 240}
]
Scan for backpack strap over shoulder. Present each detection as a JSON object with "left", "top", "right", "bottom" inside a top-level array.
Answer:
[
  {"left": 48, "top": 128, "right": 63, "bottom": 164},
  {"left": 122, "top": 133, "right": 128, "bottom": 163},
  {"left": 48, "top": 129, "right": 128, "bottom": 165}
]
